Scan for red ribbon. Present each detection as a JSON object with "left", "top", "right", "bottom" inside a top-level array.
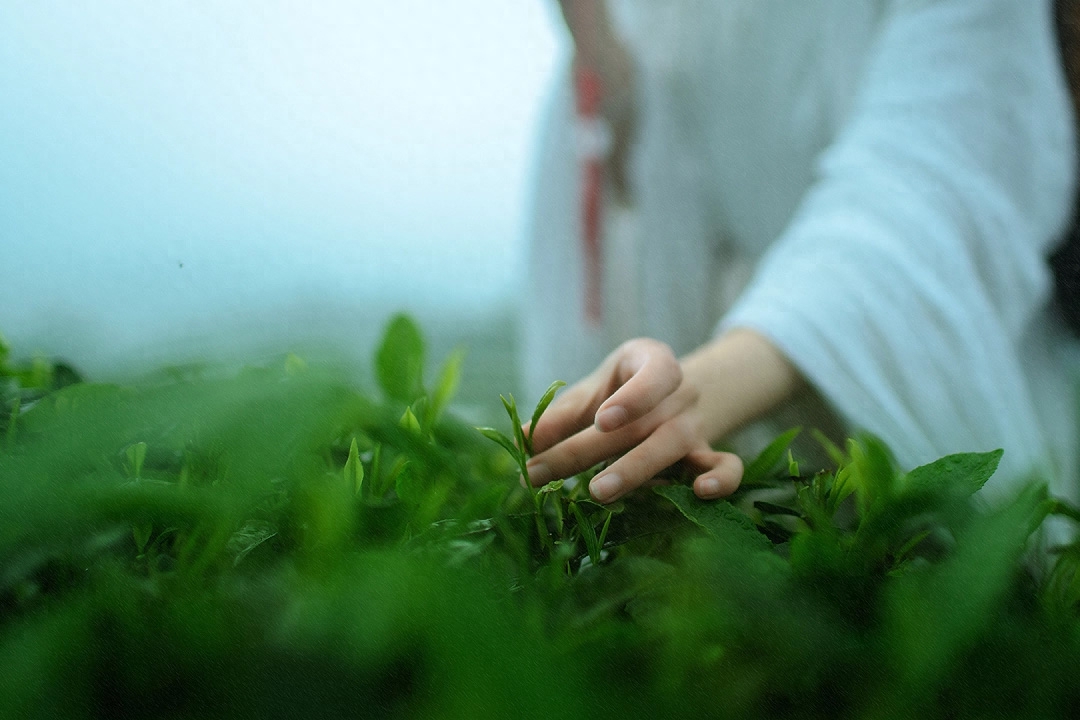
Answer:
[{"left": 575, "top": 66, "right": 605, "bottom": 326}]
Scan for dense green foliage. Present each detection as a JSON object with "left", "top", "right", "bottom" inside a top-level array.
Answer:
[{"left": 3, "top": 318, "right": 1080, "bottom": 719}]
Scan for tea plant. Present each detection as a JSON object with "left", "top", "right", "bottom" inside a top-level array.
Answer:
[
  {"left": 3, "top": 315, "right": 1080, "bottom": 719},
  {"left": 476, "top": 381, "right": 619, "bottom": 567}
]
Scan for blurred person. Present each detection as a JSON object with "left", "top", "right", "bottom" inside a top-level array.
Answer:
[{"left": 522, "top": 0, "right": 1080, "bottom": 505}]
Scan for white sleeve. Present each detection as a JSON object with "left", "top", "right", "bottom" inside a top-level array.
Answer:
[{"left": 720, "top": 0, "right": 1076, "bottom": 489}]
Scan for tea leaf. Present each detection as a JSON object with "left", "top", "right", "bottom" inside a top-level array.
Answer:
[
  {"left": 655, "top": 485, "right": 772, "bottom": 553},
  {"left": 386, "top": 455, "right": 411, "bottom": 499},
  {"left": 570, "top": 501, "right": 601, "bottom": 565},
  {"left": 125, "top": 442, "right": 148, "bottom": 479},
  {"left": 393, "top": 460, "right": 428, "bottom": 506},
  {"left": 886, "top": 483, "right": 1047, "bottom": 689},
  {"left": 742, "top": 427, "right": 801, "bottom": 486},
  {"left": 227, "top": 520, "right": 278, "bottom": 567},
  {"left": 527, "top": 380, "right": 565, "bottom": 454},
  {"left": 812, "top": 428, "right": 846, "bottom": 467},
  {"left": 500, "top": 394, "right": 527, "bottom": 458},
  {"left": 411, "top": 396, "right": 432, "bottom": 434},
  {"left": 538, "top": 479, "right": 565, "bottom": 494},
  {"left": 476, "top": 427, "right": 523, "bottom": 469},
  {"left": 375, "top": 314, "right": 425, "bottom": 403},
  {"left": 902, "top": 449, "right": 1003, "bottom": 499},
  {"left": 370, "top": 443, "right": 385, "bottom": 497},
  {"left": 344, "top": 438, "right": 364, "bottom": 496},
  {"left": 753, "top": 501, "right": 801, "bottom": 518},
  {"left": 847, "top": 435, "right": 897, "bottom": 511},
  {"left": 132, "top": 522, "right": 152, "bottom": 553},
  {"left": 284, "top": 353, "right": 307, "bottom": 376},
  {"left": 399, "top": 406, "right": 422, "bottom": 435},
  {"left": 431, "top": 347, "right": 466, "bottom": 423},
  {"left": 892, "top": 528, "right": 932, "bottom": 565},
  {"left": 597, "top": 509, "right": 613, "bottom": 549}
]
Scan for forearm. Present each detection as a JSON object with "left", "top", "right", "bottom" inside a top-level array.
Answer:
[
  {"left": 681, "top": 328, "right": 804, "bottom": 445},
  {"left": 556, "top": 0, "right": 620, "bottom": 69}
]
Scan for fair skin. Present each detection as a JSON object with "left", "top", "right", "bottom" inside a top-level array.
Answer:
[
  {"left": 543, "top": 3, "right": 805, "bottom": 502},
  {"left": 526, "top": 330, "right": 804, "bottom": 503},
  {"left": 556, "top": 0, "right": 635, "bottom": 201}
]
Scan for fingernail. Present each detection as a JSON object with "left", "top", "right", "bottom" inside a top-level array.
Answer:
[
  {"left": 591, "top": 473, "right": 622, "bottom": 503},
  {"left": 595, "top": 406, "right": 629, "bottom": 432},
  {"left": 526, "top": 462, "right": 551, "bottom": 487},
  {"left": 698, "top": 477, "right": 722, "bottom": 498}
]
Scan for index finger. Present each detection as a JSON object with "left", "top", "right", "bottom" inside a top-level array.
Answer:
[
  {"left": 593, "top": 340, "right": 682, "bottom": 433},
  {"left": 527, "top": 339, "right": 683, "bottom": 453},
  {"left": 526, "top": 375, "right": 606, "bottom": 455}
]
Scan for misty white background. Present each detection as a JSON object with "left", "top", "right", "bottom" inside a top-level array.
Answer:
[{"left": 0, "top": 2, "right": 560, "bottom": 377}]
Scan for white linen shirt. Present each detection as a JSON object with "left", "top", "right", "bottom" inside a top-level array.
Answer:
[{"left": 524, "top": 0, "right": 1079, "bottom": 499}]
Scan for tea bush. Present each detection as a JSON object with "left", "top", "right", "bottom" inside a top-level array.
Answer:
[{"left": 2, "top": 317, "right": 1080, "bottom": 719}]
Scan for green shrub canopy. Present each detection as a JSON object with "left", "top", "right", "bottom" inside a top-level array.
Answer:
[{"left": 2, "top": 317, "right": 1080, "bottom": 720}]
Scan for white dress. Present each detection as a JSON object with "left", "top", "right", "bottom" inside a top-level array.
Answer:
[{"left": 524, "top": 0, "right": 1080, "bottom": 500}]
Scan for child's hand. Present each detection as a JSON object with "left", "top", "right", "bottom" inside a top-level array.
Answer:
[{"left": 525, "top": 338, "right": 744, "bottom": 503}]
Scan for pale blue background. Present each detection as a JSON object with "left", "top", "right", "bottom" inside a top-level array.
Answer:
[{"left": 0, "top": 2, "right": 560, "bottom": 378}]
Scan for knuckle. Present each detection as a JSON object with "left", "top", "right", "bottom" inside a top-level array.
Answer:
[
  {"left": 621, "top": 337, "right": 653, "bottom": 352},
  {"left": 680, "top": 382, "right": 700, "bottom": 406},
  {"left": 725, "top": 451, "right": 745, "bottom": 477},
  {"left": 556, "top": 442, "right": 595, "bottom": 477},
  {"left": 626, "top": 419, "right": 652, "bottom": 446},
  {"left": 668, "top": 414, "right": 701, "bottom": 451}
]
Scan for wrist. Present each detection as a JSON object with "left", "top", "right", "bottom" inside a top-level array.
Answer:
[{"left": 681, "top": 328, "right": 803, "bottom": 444}]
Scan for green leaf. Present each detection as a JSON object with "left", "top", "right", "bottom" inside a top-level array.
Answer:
[
  {"left": 284, "top": 353, "right": 307, "bottom": 376},
  {"left": 394, "top": 462, "right": 429, "bottom": 506},
  {"left": 410, "top": 396, "right": 432, "bottom": 434},
  {"left": 500, "top": 394, "right": 527, "bottom": 458},
  {"left": 431, "top": 347, "right": 466, "bottom": 422},
  {"left": 385, "top": 455, "right": 410, "bottom": 496},
  {"left": 597, "top": 509, "right": 613, "bottom": 549},
  {"left": 527, "top": 380, "right": 565, "bottom": 454},
  {"left": 654, "top": 485, "right": 773, "bottom": 553},
  {"left": 753, "top": 500, "right": 802, "bottom": 518},
  {"left": 742, "top": 427, "right": 801, "bottom": 486},
  {"left": 892, "top": 528, "right": 932, "bottom": 566},
  {"left": 847, "top": 434, "right": 898, "bottom": 513},
  {"left": 570, "top": 501, "right": 601, "bottom": 565},
  {"left": 344, "top": 438, "right": 364, "bottom": 496},
  {"left": 399, "top": 406, "right": 422, "bottom": 435},
  {"left": 538, "top": 479, "right": 565, "bottom": 494},
  {"left": 374, "top": 314, "right": 425, "bottom": 403},
  {"left": 132, "top": 522, "right": 152, "bottom": 553},
  {"left": 902, "top": 449, "right": 1003, "bottom": 499},
  {"left": 476, "top": 427, "right": 524, "bottom": 471},
  {"left": 370, "top": 443, "right": 387, "bottom": 497},
  {"left": 885, "top": 483, "right": 1047, "bottom": 689},
  {"left": 228, "top": 520, "right": 278, "bottom": 567},
  {"left": 826, "top": 466, "right": 855, "bottom": 515},
  {"left": 1045, "top": 544, "right": 1080, "bottom": 616},
  {"left": 812, "top": 428, "right": 846, "bottom": 467},
  {"left": 125, "top": 442, "right": 147, "bottom": 479},
  {"left": 1046, "top": 497, "right": 1080, "bottom": 524}
]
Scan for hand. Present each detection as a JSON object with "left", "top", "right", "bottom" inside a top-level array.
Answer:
[
  {"left": 558, "top": 0, "right": 637, "bottom": 202},
  {"left": 575, "top": 42, "right": 636, "bottom": 203},
  {"left": 525, "top": 338, "right": 745, "bottom": 504}
]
